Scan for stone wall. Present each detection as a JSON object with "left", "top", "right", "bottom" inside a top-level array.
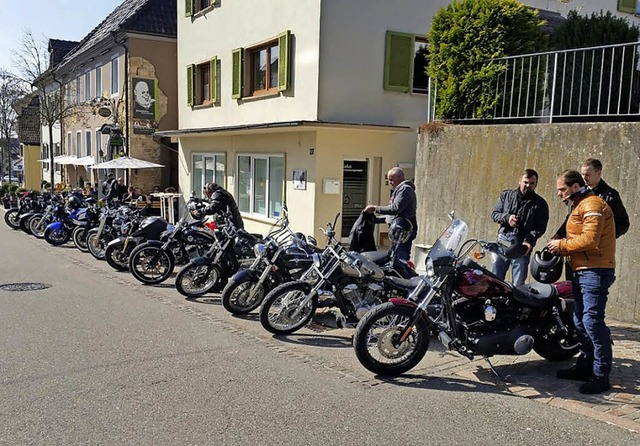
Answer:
[{"left": 415, "top": 122, "right": 640, "bottom": 323}]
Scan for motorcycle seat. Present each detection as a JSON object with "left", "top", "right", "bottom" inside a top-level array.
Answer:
[
  {"left": 358, "top": 250, "right": 389, "bottom": 264},
  {"left": 386, "top": 275, "right": 423, "bottom": 291},
  {"left": 512, "top": 282, "right": 557, "bottom": 309}
]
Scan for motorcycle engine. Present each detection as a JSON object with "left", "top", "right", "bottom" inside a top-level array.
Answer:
[{"left": 342, "top": 282, "right": 383, "bottom": 320}]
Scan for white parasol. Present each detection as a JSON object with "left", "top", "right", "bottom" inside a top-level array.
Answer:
[{"left": 90, "top": 156, "right": 164, "bottom": 169}]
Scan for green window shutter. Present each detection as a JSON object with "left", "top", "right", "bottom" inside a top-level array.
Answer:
[
  {"left": 383, "top": 31, "right": 414, "bottom": 92},
  {"left": 185, "top": 0, "right": 193, "bottom": 17},
  {"left": 277, "top": 30, "right": 291, "bottom": 92},
  {"left": 210, "top": 57, "right": 218, "bottom": 104},
  {"left": 186, "top": 64, "right": 194, "bottom": 106},
  {"left": 618, "top": 0, "right": 636, "bottom": 13},
  {"left": 231, "top": 48, "right": 244, "bottom": 99}
]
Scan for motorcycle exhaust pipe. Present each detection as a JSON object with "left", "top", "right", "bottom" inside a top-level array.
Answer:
[{"left": 438, "top": 330, "right": 452, "bottom": 349}]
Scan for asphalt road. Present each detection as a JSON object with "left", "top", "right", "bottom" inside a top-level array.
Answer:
[{"left": 0, "top": 218, "right": 638, "bottom": 445}]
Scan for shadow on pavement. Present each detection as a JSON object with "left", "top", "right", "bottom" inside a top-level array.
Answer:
[
  {"left": 274, "top": 333, "right": 352, "bottom": 349},
  {"left": 377, "top": 374, "right": 509, "bottom": 395}
]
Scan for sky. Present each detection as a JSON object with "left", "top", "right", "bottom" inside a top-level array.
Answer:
[{"left": 0, "top": 0, "right": 124, "bottom": 74}]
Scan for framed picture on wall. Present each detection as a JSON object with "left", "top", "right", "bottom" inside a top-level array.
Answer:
[{"left": 293, "top": 169, "right": 307, "bottom": 190}]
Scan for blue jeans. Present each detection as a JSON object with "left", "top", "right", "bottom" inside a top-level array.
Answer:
[
  {"left": 491, "top": 251, "right": 531, "bottom": 286},
  {"left": 397, "top": 231, "right": 417, "bottom": 261},
  {"left": 572, "top": 268, "right": 615, "bottom": 377}
]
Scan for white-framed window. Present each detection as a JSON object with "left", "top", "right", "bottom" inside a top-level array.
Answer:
[
  {"left": 95, "top": 65, "right": 102, "bottom": 99},
  {"left": 66, "top": 82, "right": 72, "bottom": 106},
  {"left": 42, "top": 143, "right": 49, "bottom": 170},
  {"left": 55, "top": 143, "right": 61, "bottom": 173},
  {"left": 111, "top": 55, "right": 119, "bottom": 95},
  {"left": 66, "top": 132, "right": 72, "bottom": 157},
  {"left": 85, "top": 130, "right": 92, "bottom": 156},
  {"left": 75, "top": 76, "right": 81, "bottom": 103},
  {"left": 76, "top": 131, "right": 82, "bottom": 158},
  {"left": 84, "top": 71, "right": 91, "bottom": 102},
  {"left": 95, "top": 128, "right": 102, "bottom": 160},
  {"left": 192, "top": 153, "right": 225, "bottom": 198},
  {"left": 236, "top": 154, "right": 284, "bottom": 219}
]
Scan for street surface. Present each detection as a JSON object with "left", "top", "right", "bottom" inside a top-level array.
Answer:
[{"left": 0, "top": 218, "right": 638, "bottom": 445}]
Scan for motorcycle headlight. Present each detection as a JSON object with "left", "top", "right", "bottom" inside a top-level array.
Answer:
[
  {"left": 312, "top": 253, "right": 322, "bottom": 269},
  {"left": 253, "top": 243, "right": 267, "bottom": 257},
  {"left": 425, "top": 257, "right": 435, "bottom": 277}
]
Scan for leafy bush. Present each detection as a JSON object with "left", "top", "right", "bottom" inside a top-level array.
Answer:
[
  {"left": 7, "top": 184, "right": 19, "bottom": 195},
  {"left": 427, "top": 0, "right": 547, "bottom": 119},
  {"left": 0, "top": 184, "right": 8, "bottom": 196},
  {"left": 552, "top": 10, "right": 640, "bottom": 49}
]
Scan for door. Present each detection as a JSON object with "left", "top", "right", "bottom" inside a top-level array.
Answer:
[{"left": 341, "top": 160, "right": 368, "bottom": 239}]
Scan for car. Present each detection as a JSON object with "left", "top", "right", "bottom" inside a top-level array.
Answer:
[{"left": 2, "top": 175, "right": 20, "bottom": 183}]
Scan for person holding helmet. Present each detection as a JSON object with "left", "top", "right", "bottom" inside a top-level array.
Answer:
[
  {"left": 364, "top": 166, "right": 417, "bottom": 261},
  {"left": 203, "top": 182, "right": 244, "bottom": 229},
  {"left": 546, "top": 170, "right": 616, "bottom": 395},
  {"left": 491, "top": 168, "right": 549, "bottom": 286}
]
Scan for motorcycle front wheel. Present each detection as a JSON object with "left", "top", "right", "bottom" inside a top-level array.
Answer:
[
  {"left": 175, "top": 262, "right": 222, "bottom": 297},
  {"left": 259, "top": 282, "right": 317, "bottom": 335},
  {"left": 44, "top": 226, "right": 71, "bottom": 246},
  {"left": 105, "top": 241, "right": 134, "bottom": 271},
  {"left": 353, "top": 302, "right": 430, "bottom": 376},
  {"left": 72, "top": 226, "right": 89, "bottom": 252},
  {"left": 87, "top": 230, "right": 111, "bottom": 260},
  {"left": 221, "top": 277, "right": 267, "bottom": 314},
  {"left": 19, "top": 215, "right": 34, "bottom": 234},
  {"left": 3, "top": 209, "right": 20, "bottom": 229},
  {"left": 29, "top": 215, "right": 48, "bottom": 239},
  {"left": 129, "top": 244, "right": 175, "bottom": 285}
]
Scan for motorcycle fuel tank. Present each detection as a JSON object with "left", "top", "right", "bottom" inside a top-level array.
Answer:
[
  {"left": 184, "top": 228, "right": 216, "bottom": 245},
  {"left": 456, "top": 267, "right": 511, "bottom": 298}
]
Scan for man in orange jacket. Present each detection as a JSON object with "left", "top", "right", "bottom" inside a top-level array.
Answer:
[{"left": 546, "top": 170, "right": 616, "bottom": 395}]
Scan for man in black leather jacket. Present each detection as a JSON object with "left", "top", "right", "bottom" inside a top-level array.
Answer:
[
  {"left": 203, "top": 182, "right": 244, "bottom": 229},
  {"left": 491, "top": 169, "right": 549, "bottom": 286},
  {"left": 581, "top": 158, "right": 629, "bottom": 238}
]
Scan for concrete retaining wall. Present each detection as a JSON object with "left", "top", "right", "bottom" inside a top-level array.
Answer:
[{"left": 415, "top": 122, "right": 640, "bottom": 323}]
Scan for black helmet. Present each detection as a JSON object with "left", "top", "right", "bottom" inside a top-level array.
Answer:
[
  {"left": 530, "top": 248, "right": 563, "bottom": 283},
  {"left": 388, "top": 218, "right": 413, "bottom": 244},
  {"left": 497, "top": 232, "right": 528, "bottom": 259},
  {"left": 68, "top": 195, "right": 82, "bottom": 210}
]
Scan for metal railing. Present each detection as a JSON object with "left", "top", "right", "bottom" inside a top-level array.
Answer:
[{"left": 428, "top": 41, "right": 640, "bottom": 123}]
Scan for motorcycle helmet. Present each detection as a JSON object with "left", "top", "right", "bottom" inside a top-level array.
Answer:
[
  {"left": 67, "top": 195, "right": 82, "bottom": 210},
  {"left": 388, "top": 218, "right": 413, "bottom": 244},
  {"left": 530, "top": 248, "right": 563, "bottom": 283}
]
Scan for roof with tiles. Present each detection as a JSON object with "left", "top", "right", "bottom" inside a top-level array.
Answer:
[
  {"left": 58, "top": 0, "right": 176, "bottom": 71},
  {"left": 48, "top": 39, "right": 80, "bottom": 67}
]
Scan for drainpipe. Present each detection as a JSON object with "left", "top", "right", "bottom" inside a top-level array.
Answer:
[{"left": 112, "top": 30, "right": 130, "bottom": 185}]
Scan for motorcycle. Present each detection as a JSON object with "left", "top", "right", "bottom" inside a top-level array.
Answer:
[
  {"left": 86, "top": 204, "right": 130, "bottom": 260},
  {"left": 174, "top": 213, "right": 260, "bottom": 298},
  {"left": 221, "top": 206, "right": 318, "bottom": 314},
  {"left": 43, "top": 198, "right": 88, "bottom": 246},
  {"left": 352, "top": 214, "right": 579, "bottom": 376},
  {"left": 4, "top": 191, "right": 38, "bottom": 230},
  {"left": 258, "top": 213, "right": 420, "bottom": 335},
  {"left": 70, "top": 200, "right": 101, "bottom": 252}
]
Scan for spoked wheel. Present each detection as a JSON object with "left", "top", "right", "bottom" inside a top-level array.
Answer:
[
  {"left": 353, "top": 302, "right": 430, "bottom": 376},
  {"left": 72, "top": 227, "right": 89, "bottom": 252},
  {"left": 44, "top": 226, "right": 71, "bottom": 246},
  {"left": 221, "top": 278, "right": 266, "bottom": 314},
  {"left": 259, "top": 282, "right": 317, "bottom": 335},
  {"left": 175, "top": 263, "right": 221, "bottom": 298},
  {"left": 534, "top": 311, "right": 580, "bottom": 361},
  {"left": 105, "top": 241, "right": 134, "bottom": 271},
  {"left": 4, "top": 209, "right": 20, "bottom": 229},
  {"left": 87, "top": 230, "right": 110, "bottom": 260},
  {"left": 19, "top": 215, "right": 34, "bottom": 234},
  {"left": 129, "top": 244, "right": 175, "bottom": 285},
  {"left": 29, "top": 216, "right": 48, "bottom": 239}
]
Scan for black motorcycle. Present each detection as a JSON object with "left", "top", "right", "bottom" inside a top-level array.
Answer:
[
  {"left": 4, "top": 191, "right": 38, "bottom": 230},
  {"left": 86, "top": 204, "right": 131, "bottom": 260}
]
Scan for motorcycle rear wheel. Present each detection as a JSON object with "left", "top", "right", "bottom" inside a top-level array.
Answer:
[
  {"left": 4, "top": 209, "right": 20, "bottom": 229},
  {"left": 44, "top": 226, "right": 71, "bottom": 246},
  {"left": 129, "top": 244, "right": 175, "bottom": 285},
  {"left": 533, "top": 315, "right": 580, "bottom": 361},
  {"left": 19, "top": 215, "right": 34, "bottom": 234},
  {"left": 259, "top": 282, "right": 317, "bottom": 335},
  {"left": 175, "top": 263, "right": 221, "bottom": 297},
  {"left": 353, "top": 302, "right": 430, "bottom": 376},
  {"left": 221, "top": 277, "right": 266, "bottom": 314},
  {"left": 72, "top": 226, "right": 89, "bottom": 252},
  {"left": 105, "top": 241, "right": 134, "bottom": 271}
]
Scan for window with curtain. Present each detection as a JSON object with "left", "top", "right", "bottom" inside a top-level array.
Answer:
[
  {"left": 192, "top": 153, "right": 225, "bottom": 198},
  {"left": 237, "top": 154, "right": 284, "bottom": 218}
]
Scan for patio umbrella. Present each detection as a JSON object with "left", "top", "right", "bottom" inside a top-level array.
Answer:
[
  {"left": 91, "top": 156, "right": 164, "bottom": 169},
  {"left": 73, "top": 156, "right": 96, "bottom": 166}
]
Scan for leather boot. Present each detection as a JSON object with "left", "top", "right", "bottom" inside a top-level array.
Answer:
[
  {"left": 557, "top": 355, "right": 592, "bottom": 381},
  {"left": 579, "top": 375, "right": 610, "bottom": 394}
]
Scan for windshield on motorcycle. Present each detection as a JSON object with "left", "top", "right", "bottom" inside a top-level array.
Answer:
[{"left": 428, "top": 218, "right": 468, "bottom": 262}]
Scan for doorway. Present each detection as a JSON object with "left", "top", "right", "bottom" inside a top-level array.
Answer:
[{"left": 341, "top": 160, "right": 369, "bottom": 240}]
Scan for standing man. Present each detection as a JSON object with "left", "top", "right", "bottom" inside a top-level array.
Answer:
[
  {"left": 203, "top": 182, "right": 244, "bottom": 229},
  {"left": 546, "top": 170, "right": 616, "bottom": 395},
  {"left": 581, "top": 158, "right": 629, "bottom": 238},
  {"left": 364, "top": 166, "right": 417, "bottom": 261},
  {"left": 491, "top": 169, "right": 549, "bottom": 286},
  {"left": 107, "top": 177, "right": 128, "bottom": 202}
]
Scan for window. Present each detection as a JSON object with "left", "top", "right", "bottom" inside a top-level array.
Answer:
[
  {"left": 192, "top": 153, "right": 225, "bottom": 198},
  {"left": 185, "top": 0, "right": 214, "bottom": 16},
  {"left": 187, "top": 58, "right": 219, "bottom": 106},
  {"left": 111, "top": 56, "right": 119, "bottom": 95},
  {"left": 75, "top": 76, "right": 81, "bottom": 103},
  {"left": 384, "top": 31, "right": 429, "bottom": 94},
  {"left": 237, "top": 155, "right": 284, "bottom": 218},
  {"left": 232, "top": 30, "right": 291, "bottom": 99},
  {"left": 76, "top": 131, "right": 82, "bottom": 158},
  {"left": 618, "top": 0, "right": 639, "bottom": 14},
  {"left": 85, "top": 71, "right": 91, "bottom": 102},
  {"left": 96, "top": 129, "right": 102, "bottom": 160},
  {"left": 95, "top": 65, "right": 102, "bottom": 99},
  {"left": 42, "top": 143, "right": 49, "bottom": 170},
  {"left": 85, "top": 130, "right": 92, "bottom": 157},
  {"left": 66, "top": 132, "right": 72, "bottom": 157},
  {"left": 66, "top": 83, "right": 72, "bottom": 106},
  {"left": 55, "top": 143, "right": 61, "bottom": 172}
]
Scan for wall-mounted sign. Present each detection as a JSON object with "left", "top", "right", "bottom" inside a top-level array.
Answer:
[
  {"left": 322, "top": 178, "right": 340, "bottom": 194},
  {"left": 132, "top": 77, "right": 159, "bottom": 134},
  {"left": 97, "top": 106, "right": 112, "bottom": 118},
  {"left": 293, "top": 169, "right": 307, "bottom": 190}
]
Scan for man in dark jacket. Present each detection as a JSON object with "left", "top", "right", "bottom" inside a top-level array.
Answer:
[
  {"left": 106, "top": 177, "right": 128, "bottom": 202},
  {"left": 581, "top": 158, "right": 629, "bottom": 238},
  {"left": 491, "top": 169, "right": 549, "bottom": 286},
  {"left": 203, "top": 182, "right": 244, "bottom": 229},
  {"left": 364, "top": 167, "right": 417, "bottom": 261}
]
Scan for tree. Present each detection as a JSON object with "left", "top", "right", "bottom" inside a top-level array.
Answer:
[
  {"left": 552, "top": 10, "right": 640, "bottom": 50},
  {"left": 427, "top": 0, "right": 547, "bottom": 119},
  {"left": 0, "top": 69, "right": 27, "bottom": 181}
]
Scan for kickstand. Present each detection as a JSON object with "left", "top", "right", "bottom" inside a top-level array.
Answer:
[{"left": 484, "top": 357, "right": 510, "bottom": 382}]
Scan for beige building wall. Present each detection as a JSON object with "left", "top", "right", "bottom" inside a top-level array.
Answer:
[{"left": 22, "top": 144, "right": 41, "bottom": 190}]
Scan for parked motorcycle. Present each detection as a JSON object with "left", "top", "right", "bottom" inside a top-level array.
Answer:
[
  {"left": 4, "top": 191, "right": 38, "bottom": 230},
  {"left": 70, "top": 200, "right": 101, "bottom": 252},
  {"left": 86, "top": 204, "right": 129, "bottom": 260},
  {"left": 221, "top": 207, "right": 318, "bottom": 314},
  {"left": 352, "top": 215, "right": 579, "bottom": 376},
  {"left": 258, "top": 213, "right": 420, "bottom": 335},
  {"left": 43, "top": 196, "right": 87, "bottom": 246}
]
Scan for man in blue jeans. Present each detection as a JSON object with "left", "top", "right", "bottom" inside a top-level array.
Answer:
[
  {"left": 491, "top": 169, "right": 549, "bottom": 286},
  {"left": 546, "top": 170, "right": 616, "bottom": 395}
]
